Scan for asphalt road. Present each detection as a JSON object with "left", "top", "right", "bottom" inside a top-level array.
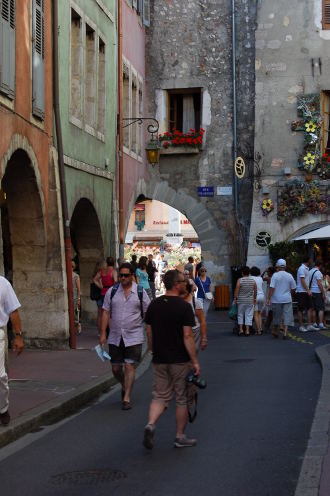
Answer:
[{"left": 0, "top": 313, "right": 326, "bottom": 496}]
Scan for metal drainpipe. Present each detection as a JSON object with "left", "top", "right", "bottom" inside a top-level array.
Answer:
[
  {"left": 52, "top": 0, "right": 76, "bottom": 349},
  {"left": 118, "top": 0, "right": 124, "bottom": 258},
  {"left": 232, "top": 0, "right": 239, "bottom": 217}
]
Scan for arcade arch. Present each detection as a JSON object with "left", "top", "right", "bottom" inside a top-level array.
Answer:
[{"left": 70, "top": 198, "right": 104, "bottom": 322}]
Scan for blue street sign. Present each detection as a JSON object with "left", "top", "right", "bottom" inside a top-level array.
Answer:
[{"left": 198, "top": 186, "right": 214, "bottom": 197}]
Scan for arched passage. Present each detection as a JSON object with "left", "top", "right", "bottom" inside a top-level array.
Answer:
[
  {"left": 70, "top": 198, "right": 104, "bottom": 321},
  {"left": 125, "top": 178, "right": 231, "bottom": 284},
  {"left": 1, "top": 149, "right": 47, "bottom": 344}
]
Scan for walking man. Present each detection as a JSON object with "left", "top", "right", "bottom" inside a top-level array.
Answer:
[
  {"left": 266, "top": 259, "right": 296, "bottom": 339},
  {"left": 0, "top": 276, "right": 23, "bottom": 425},
  {"left": 296, "top": 255, "right": 318, "bottom": 332},
  {"left": 309, "top": 259, "right": 327, "bottom": 330},
  {"left": 143, "top": 270, "right": 200, "bottom": 450},
  {"left": 100, "top": 262, "right": 150, "bottom": 410}
]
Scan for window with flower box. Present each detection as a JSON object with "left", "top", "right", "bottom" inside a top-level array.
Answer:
[{"left": 168, "top": 88, "right": 201, "bottom": 133}]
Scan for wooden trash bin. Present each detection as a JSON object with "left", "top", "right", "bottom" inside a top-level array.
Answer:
[{"left": 215, "top": 285, "right": 230, "bottom": 310}]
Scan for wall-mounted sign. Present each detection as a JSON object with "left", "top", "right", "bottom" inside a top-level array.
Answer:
[
  {"left": 217, "top": 186, "right": 232, "bottom": 196},
  {"left": 198, "top": 186, "right": 214, "bottom": 197},
  {"left": 234, "top": 156, "right": 246, "bottom": 179}
]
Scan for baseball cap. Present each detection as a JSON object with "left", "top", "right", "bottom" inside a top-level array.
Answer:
[{"left": 276, "top": 258, "right": 286, "bottom": 267}]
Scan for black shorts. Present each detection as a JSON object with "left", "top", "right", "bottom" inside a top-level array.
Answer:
[
  {"left": 312, "top": 293, "right": 325, "bottom": 312},
  {"left": 108, "top": 338, "right": 142, "bottom": 365},
  {"left": 296, "top": 292, "right": 313, "bottom": 311}
]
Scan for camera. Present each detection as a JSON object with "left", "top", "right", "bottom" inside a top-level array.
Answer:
[{"left": 186, "top": 370, "right": 207, "bottom": 389}]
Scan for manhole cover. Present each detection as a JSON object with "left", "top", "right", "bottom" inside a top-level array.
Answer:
[
  {"left": 50, "top": 469, "right": 127, "bottom": 486},
  {"left": 224, "top": 358, "right": 255, "bottom": 363}
]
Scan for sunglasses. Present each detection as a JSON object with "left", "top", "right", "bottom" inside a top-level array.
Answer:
[{"left": 119, "top": 273, "right": 131, "bottom": 278}]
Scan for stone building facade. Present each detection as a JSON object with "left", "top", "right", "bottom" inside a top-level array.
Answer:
[
  {"left": 134, "top": 0, "right": 257, "bottom": 284},
  {"left": 247, "top": 0, "right": 330, "bottom": 270}
]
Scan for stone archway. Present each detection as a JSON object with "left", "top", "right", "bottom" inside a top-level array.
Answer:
[
  {"left": 1, "top": 149, "right": 48, "bottom": 345},
  {"left": 70, "top": 198, "right": 104, "bottom": 322},
  {"left": 125, "top": 177, "right": 231, "bottom": 283}
]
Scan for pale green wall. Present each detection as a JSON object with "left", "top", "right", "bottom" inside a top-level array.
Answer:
[{"left": 58, "top": 0, "right": 117, "bottom": 255}]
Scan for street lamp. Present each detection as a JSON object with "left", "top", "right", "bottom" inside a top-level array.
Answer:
[{"left": 122, "top": 117, "right": 160, "bottom": 166}]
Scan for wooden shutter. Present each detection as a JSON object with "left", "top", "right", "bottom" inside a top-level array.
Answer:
[
  {"left": 0, "top": 0, "right": 15, "bottom": 98},
  {"left": 143, "top": 0, "right": 150, "bottom": 27},
  {"left": 32, "top": 0, "right": 45, "bottom": 119},
  {"left": 323, "top": 0, "right": 330, "bottom": 29},
  {"left": 132, "top": 0, "right": 138, "bottom": 9}
]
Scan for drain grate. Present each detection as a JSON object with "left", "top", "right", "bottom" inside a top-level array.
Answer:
[
  {"left": 50, "top": 469, "right": 127, "bottom": 486},
  {"left": 224, "top": 358, "right": 256, "bottom": 363}
]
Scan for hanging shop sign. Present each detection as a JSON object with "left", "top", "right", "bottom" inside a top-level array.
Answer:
[{"left": 234, "top": 157, "right": 246, "bottom": 179}]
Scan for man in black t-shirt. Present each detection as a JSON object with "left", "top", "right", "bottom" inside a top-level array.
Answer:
[{"left": 143, "top": 270, "right": 200, "bottom": 450}]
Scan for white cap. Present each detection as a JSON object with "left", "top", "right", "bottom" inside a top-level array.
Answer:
[{"left": 276, "top": 258, "right": 286, "bottom": 268}]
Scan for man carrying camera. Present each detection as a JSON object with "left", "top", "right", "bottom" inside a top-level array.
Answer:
[{"left": 143, "top": 270, "right": 200, "bottom": 450}]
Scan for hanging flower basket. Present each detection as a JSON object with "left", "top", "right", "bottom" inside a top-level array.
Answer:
[{"left": 159, "top": 128, "right": 205, "bottom": 150}]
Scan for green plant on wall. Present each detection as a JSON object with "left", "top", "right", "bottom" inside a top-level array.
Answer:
[{"left": 268, "top": 241, "right": 305, "bottom": 274}]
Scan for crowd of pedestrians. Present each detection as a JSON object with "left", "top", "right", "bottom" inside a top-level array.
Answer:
[{"left": 233, "top": 257, "right": 330, "bottom": 338}]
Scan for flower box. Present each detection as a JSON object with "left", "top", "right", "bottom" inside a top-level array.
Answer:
[{"left": 160, "top": 146, "right": 201, "bottom": 155}]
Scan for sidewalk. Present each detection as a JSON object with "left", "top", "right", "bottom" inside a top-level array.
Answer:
[{"left": 0, "top": 324, "right": 131, "bottom": 448}]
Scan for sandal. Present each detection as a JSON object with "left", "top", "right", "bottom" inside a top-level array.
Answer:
[
  {"left": 238, "top": 331, "right": 244, "bottom": 336},
  {"left": 122, "top": 401, "right": 132, "bottom": 411}
]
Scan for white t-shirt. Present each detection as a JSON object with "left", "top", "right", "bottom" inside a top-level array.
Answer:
[
  {"left": 296, "top": 264, "right": 310, "bottom": 293},
  {"left": 0, "top": 276, "right": 21, "bottom": 327},
  {"left": 189, "top": 296, "right": 203, "bottom": 329},
  {"left": 270, "top": 271, "right": 296, "bottom": 304},
  {"left": 251, "top": 276, "right": 265, "bottom": 299},
  {"left": 309, "top": 268, "right": 323, "bottom": 293}
]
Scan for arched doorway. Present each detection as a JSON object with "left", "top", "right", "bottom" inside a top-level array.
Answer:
[
  {"left": 70, "top": 199, "right": 104, "bottom": 322},
  {"left": 1, "top": 149, "right": 46, "bottom": 345}
]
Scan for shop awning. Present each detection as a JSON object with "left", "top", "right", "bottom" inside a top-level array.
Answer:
[{"left": 293, "top": 225, "right": 330, "bottom": 241}]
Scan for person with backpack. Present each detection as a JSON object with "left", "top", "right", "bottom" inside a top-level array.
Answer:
[{"left": 99, "top": 262, "right": 150, "bottom": 410}]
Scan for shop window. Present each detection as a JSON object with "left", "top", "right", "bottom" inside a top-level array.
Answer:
[
  {"left": 168, "top": 89, "right": 201, "bottom": 133},
  {"left": 97, "top": 38, "right": 106, "bottom": 136},
  {"left": 85, "top": 23, "right": 96, "bottom": 129},
  {"left": 323, "top": 0, "right": 330, "bottom": 29},
  {"left": 135, "top": 206, "right": 145, "bottom": 231},
  {"left": 70, "top": 9, "right": 83, "bottom": 122}
]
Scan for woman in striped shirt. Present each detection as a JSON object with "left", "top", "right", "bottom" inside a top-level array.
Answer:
[{"left": 233, "top": 266, "right": 257, "bottom": 336}]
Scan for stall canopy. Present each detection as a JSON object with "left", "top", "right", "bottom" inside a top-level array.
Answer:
[{"left": 293, "top": 225, "right": 330, "bottom": 241}]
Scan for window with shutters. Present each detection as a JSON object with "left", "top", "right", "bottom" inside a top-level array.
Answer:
[
  {"left": 70, "top": 9, "right": 83, "bottom": 124},
  {"left": 123, "top": 63, "right": 130, "bottom": 150},
  {"left": 323, "top": 1, "right": 330, "bottom": 29},
  {"left": 137, "top": 79, "right": 143, "bottom": 157},
  {"left": 97, "top": 38, "right": 106, "bottom": 137},
  {"left": 32, "top": 0, "right": 45, "bottom": 119},
  {"left": 131, "top": 73, "right": 137, "bottom": 153},
  {"left": 0, "top": 0, "right": 15, "bottom": 99},
  {"left": 85, "top": 23, "right": 96, "bottom": 130},
  {"left": 143, "top": 0, "right": 150, "bottom": 26}
]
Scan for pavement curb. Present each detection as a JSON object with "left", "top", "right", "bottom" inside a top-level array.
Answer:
[
  {"left": 0, "top": 345, "right": 150, "bottom": 449},
  {"left": 294, "top": 344, "right": 330, "bottom": 496}
]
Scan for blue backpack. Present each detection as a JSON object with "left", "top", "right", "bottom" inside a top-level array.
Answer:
[{"left": 110, "top": 284, "right": 144, "bottom": 319}]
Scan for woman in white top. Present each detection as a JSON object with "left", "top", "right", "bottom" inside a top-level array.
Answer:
[{"left": 250, "top": 266, "right": 265, "bottom": 335}]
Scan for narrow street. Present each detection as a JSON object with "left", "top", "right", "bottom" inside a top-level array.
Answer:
[{"left": 0, "top": 313, "right": 323, "bottom": 496}]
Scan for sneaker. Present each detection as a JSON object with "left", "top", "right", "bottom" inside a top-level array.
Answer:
[
  {"left": 312, "top": 323, "right": 320, "bottom": 329},
  {"left": 307, "top": 324, "right": 319, "bottom": 331},
  {"left": 299, "top": 326, "right": 308, "bottom": 333},
  {"left": 143, "top": 423, "right": 155, "bottom": 450},
  {"left": 0, "top": 410, "right": 10, "bottom": 426},
  {"left": 319, "top": 323, "right": 327, "bottom": 330},
  {"left": 174, "top": 435, "right": 197, "bottom": 448}
]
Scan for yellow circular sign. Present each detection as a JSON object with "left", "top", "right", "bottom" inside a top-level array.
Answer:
[{"left": 234, "top": 157, "right": 246, "bottom": 179}]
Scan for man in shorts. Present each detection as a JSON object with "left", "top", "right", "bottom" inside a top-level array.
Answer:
[
  {"left": 296, "top": 255, "right": 318, "bottom": 332},
  {"left": 266, "top": 259, "right": 296, "bottom": 339},
  {"left": 143, "top": 270, "right": 200, "bottom": 450},
  {"left": 309, "top": 259, "right": 327, "bottom": 330},
  {"left": 100, "top": 262, "right": 150, "bottom": 410}
]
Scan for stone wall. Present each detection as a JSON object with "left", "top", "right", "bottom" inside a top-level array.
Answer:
[{"left": 145, "top": 0, "right": 257, "bottom": 281}]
